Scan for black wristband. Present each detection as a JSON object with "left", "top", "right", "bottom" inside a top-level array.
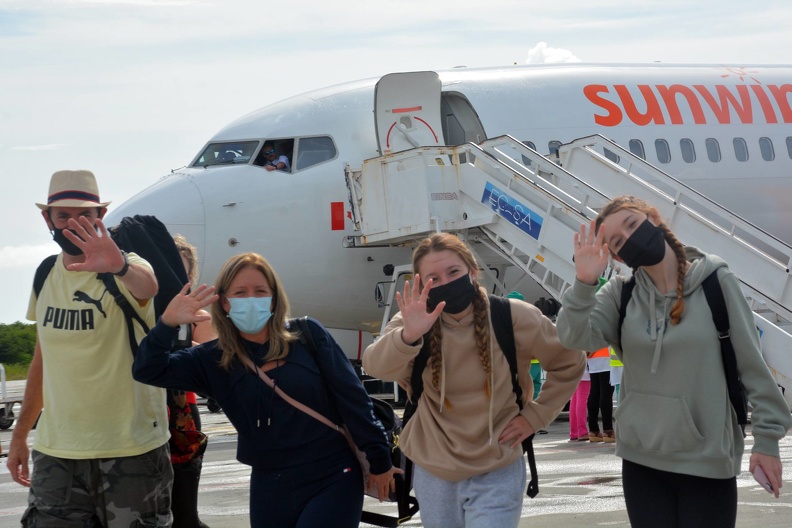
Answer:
[{"left": 113, "top": 250, "right": 130, "bottom": 277}]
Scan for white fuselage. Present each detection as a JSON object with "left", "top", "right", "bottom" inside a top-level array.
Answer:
[{"left": 107, "top": 63, "right": 792, "bottom": 351}]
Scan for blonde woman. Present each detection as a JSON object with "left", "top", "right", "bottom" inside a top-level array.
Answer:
[{"left": 134, "top": 253, "right": 401, "bottom": 528}]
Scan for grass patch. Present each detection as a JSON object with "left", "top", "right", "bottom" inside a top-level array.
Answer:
[{"left": 1, "top": 363, "right": 29, "bottom": 381}]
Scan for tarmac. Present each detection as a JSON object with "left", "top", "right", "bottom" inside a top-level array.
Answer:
[{"left": 2, "top": 379, "right": 792, "bottom": 527}]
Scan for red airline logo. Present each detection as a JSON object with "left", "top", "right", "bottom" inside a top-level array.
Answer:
[{"left": 584, "top": 82, "right": 792, "bottom": 126}]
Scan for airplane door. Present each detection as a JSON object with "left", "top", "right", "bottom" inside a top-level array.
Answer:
[{"left": 375, "top": 71, "right": 445, "bottom": 155}]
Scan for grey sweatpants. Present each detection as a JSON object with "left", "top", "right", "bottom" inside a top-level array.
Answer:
[{"left": 414, "top": 456, "right": 526, "bottom": 528}]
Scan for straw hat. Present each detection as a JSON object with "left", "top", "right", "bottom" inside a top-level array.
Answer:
[{"left": 36, "top": 170, "right": 111, "bottom": 210}]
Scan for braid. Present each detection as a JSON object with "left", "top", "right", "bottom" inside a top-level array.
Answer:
[
  {"left": 660, "top": 224, "right": 688, "bottom": 324},
  {"left": 428, "top": 318, "right": 443, "bottom": 391},
  {"left": 471, "top": 285, "right": 492, "bottom": 398}
]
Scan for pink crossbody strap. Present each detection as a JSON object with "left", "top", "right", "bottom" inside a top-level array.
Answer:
[{"left": 240, "top": 354, "right": 340, "bottom": 433}]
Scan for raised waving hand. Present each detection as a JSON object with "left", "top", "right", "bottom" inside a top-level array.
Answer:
[
  {"left": 396, "top": 274, "right": 445, "bottom": 345},
  {"left": 574, "top": 219, "right": 610, "bottom": 286},
  {"left": 162, "top": 283, "right": 219, "bottom": 328},
  {"left": 63, "top": 217, "right": 126, "bottom": 273}
]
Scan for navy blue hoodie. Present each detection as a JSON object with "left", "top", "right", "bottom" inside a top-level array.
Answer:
[{"left": 133, "top": 317, "right": 392, "bottom": 474}]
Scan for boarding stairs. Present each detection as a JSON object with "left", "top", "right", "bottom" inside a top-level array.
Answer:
[{"left": 344, "top": 134, "right": 792, "bottom": 404}]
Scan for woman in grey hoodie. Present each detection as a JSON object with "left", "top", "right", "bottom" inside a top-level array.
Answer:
[{"left": 556, "top": 195, "right": 791, "bottom": 528}]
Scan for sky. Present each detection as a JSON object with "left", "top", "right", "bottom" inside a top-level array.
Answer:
[{"left": 1, "top": 0, "right": 792, "bottom": 324}]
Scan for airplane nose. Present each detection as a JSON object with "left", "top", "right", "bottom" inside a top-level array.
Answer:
[{"left": 105, "top": 172, "right": 206, "bottom": 264}]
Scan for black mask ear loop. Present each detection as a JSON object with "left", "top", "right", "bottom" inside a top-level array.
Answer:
[{"left": 46, "top": 210, "right": 55, "bottom": 236}]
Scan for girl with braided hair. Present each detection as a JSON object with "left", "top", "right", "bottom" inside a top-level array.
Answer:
[
  {"left": 556, "top": 195, "right": 792, "bottom": 527},
  {"left": 363, "top": 233, "right": 584, "bottom": 528}
]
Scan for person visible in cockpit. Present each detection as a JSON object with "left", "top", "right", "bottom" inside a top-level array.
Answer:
[{"left": 261, "top": 142, "right": 290, "bottom": 172}]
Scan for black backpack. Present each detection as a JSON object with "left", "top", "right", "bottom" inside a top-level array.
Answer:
[
  {"left": 617, "top": 270, "right": 749, "bottom": 435},
  {"left": 33, "top": 215, "right": 188, "bottom": 356},
  {"left": 403, "top": 295, "right": 540, "bottom": 499},
  {"left": 288, "top": 317, "right": 419, "bottom": 527}
]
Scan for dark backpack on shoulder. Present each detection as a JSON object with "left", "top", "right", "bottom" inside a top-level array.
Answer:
[
  {"left": 288, "top": 317, "right": 419, "bottom": 527},
  {"left": 403, "top": 295, "right": 540, "bottom": 499},
  {"left": 33, "top": 215, "right": 188, "bottom": 356},
  {"left": 617, "top": 271, "right": 748, "bottom": 435}
]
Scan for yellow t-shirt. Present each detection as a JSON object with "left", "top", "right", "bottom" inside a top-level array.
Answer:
[{"left": 27, "top": 253, "right": 168, "bottom": 459}]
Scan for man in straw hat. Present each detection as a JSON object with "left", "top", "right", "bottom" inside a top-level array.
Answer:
[{"left": 6, "top": 170, "right": 173, "bottom": 526}]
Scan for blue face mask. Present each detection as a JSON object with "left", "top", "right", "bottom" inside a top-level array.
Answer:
[{"left": 227, "top": 296, "right": 272, "bottom": 334}]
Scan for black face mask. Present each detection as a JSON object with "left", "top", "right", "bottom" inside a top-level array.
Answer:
[
  {"left": 52, "top": 228, "right": 84, "bottom": 256},
  {"left": 426, "top": 273, "right": 477, "bottom": 314},
  {"left": 617, "top": 219, "right": 666, "bottom": 268}
]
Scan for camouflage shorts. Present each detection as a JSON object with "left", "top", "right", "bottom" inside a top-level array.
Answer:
[{"left": 22, "top": 444, "right": 174, "bottom": 527}]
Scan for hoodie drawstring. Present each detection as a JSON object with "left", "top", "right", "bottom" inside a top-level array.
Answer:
[{"left": 649, "top": 289, "right": 669, "bottom": 374}]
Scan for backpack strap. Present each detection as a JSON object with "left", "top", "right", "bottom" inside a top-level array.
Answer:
[
  {"left": 701, "top": 270, "right": 749, "bottom": 434},
  {"left": 617, "top": 276, "right": 636, "bottom": 350},
  {"left": 489, "top": 296, "right": 521, "bottom": 408},
  {"left": 98, "top": 273, "right": 150, "bottom": 357},
  {"left": 489, "top": 295, "right": 538, "bottom": 498},
  {"left": 33, "top": 255, "right": 58, "bottom": 298},
  {"left": 403, "top": 343, "right": 430, "bottom": 425},
  {"left": 289, "top": 316, "right": 315, "bottom": 352}
]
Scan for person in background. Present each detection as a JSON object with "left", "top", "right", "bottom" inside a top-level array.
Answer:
[
  {"left": 133, "top": 252, "right": 401, "bottom": 528},
  {"left": 363, "top": 233, "right": 584, "bottom": 528},
  {"left": 261, "top": 142, "right": 290, "bottom": 172},
  {"left": 609, "top": 347, "right": 623, "bottom": 404},
  {"left": 586, "top": 345, "right": 614, "bottom": 443},
  {"left": 556, "top": 195, "right": 792, "bottom": 527},
  {"left": 569, "top": 364, "right": 591, "bottom": 442},
  {"left": 170, "top": 234, "right": 216, "bottom": 528},
  {"left": 8, "top": 170, "right": 171, "bottom": 526}
]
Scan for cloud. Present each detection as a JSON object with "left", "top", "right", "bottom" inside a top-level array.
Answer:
[
  {"left": 0, "top": 244, "right": 57, "bottom": 269},
  {"left": 11, "top": 144, "right": 67, "bottom": 151},
  {"left": 526, "top": 42, "right": 581, "bottom": 64}
]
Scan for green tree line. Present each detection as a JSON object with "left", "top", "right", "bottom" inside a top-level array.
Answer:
[{"left": 0, "top": 322, "right": 36, "bottom": 374}]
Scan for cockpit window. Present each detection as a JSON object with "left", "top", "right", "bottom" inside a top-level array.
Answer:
[
  {"left": 194, "top": 141, "right": 259, "bottom": 167},
  {"left": 253, "top": 139, "right": 294, "bottom": 171},
  {"left": 295, "top": 136, "right": 337, "bottom": 170},
  {"left": 193, "top": 136, "right": 336, "bottom": 172}
]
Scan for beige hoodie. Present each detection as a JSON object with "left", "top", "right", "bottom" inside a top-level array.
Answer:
[{"left": 363, "top": 295, "right": 585, "bottom": 481}]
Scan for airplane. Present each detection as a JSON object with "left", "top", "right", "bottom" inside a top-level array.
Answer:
[{"left": 105, "top": 62, "right": 792, "bottom": 362}]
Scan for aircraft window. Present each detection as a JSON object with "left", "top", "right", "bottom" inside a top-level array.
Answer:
[
  {"left": 705, "top": 138, "right": 721, "bottom": 162},
  {"left": 654, "top": 139, "right": 671, "bottom": 164},
  {"left": 759, "top": 137, "right": 775, "bottom": 161},
  {"left": 604, "top": 149, "right": 620, "bottom": 163},
  {"left": 680, "top": 138, "right": 696, "bottom": 163},
  {"left": 253, "top": 139, "right": 294, "bottom": 171},
  {"left": 787, "top": 137, "right": 792, "bottom": 159},
  {"left": 194, "top": 141, "right": 259, "bottom": 167},
  {"left": 733, "top": 138, "right": 749, "bottom": 162},
  {"left": 521, "top": 140, "right": 536, "bottom": 166},
  {"left": 295, "top": 136, "right": 337, "bottom": 171},
  {"left": 629, "top": 140, "right": 646, "bottom": 159},
  {"left": 548, "top": 140, "right": 562, "bottom": 156}
]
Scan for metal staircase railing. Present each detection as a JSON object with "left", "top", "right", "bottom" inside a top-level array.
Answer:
[{"left": 345, "top": 135, "right": 792, "bottom": 402}]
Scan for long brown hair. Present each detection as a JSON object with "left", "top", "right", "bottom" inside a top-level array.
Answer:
[
  {"left": 211, "top": 253, "right": 297, "bottom": 369},
  {"left": 595, "top": 196, "right": 687, "bottom": 324},
  {"left": 412, "top": 233, "right": 492, "bottom": 399}
]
